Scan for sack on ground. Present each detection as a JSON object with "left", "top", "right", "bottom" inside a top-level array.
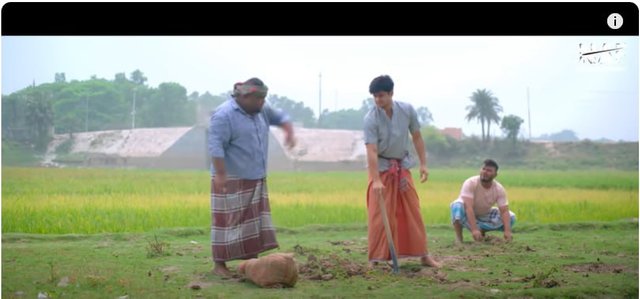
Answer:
[{"left": 237, "top": 252, "right": 299, "bottom": 288}]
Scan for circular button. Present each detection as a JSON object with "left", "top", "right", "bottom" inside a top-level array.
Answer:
[{"left": 607, "top": 13, "right": 623, "bottom": 30}]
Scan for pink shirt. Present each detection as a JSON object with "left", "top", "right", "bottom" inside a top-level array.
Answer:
[{"left": 455, "top": 175, "right": 508, "bottom": 216}]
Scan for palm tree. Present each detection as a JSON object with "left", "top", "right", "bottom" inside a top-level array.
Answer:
[{"left": 465, "top": 89, "right": 503, "bottom": 142}]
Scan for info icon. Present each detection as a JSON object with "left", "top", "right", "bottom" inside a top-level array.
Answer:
[{"left": 607, "top": 13, "right": 623, "bottom": 30}]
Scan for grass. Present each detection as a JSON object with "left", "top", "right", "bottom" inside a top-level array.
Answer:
[
  {"left": 2, "top": 167, "right": 638, "bottom": 234},
  {"left": 2, "top": 221, "right": 637, "bottom": 298},
  {"left": 1, "top": 141, "right": 41, "bottom": 166},
  {"left": 1, "top": 167, "right": 637, "bottom": 298}
]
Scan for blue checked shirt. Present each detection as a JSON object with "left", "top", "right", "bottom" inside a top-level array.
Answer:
[{"left": 208, "top": 98, "right": 290, "bottom": 179}]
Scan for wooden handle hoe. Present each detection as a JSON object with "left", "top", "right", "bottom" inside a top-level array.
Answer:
[{"left": 376, "top": 189, "right": 399, "bottom": 274}]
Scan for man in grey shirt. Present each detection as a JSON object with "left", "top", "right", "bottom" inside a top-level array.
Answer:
[
  {"left": 208, "top": 77, "right": 295, "bottom": 277},
  {"left": 364, "top": 75, "right": 441, "bottom": 269}
]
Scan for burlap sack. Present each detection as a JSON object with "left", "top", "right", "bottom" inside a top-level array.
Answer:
[{"left": 237, "top": 252, "right": 299, "bottom": 288}]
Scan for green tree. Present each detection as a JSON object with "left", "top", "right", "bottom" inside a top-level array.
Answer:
[
  {"left": 139, "top": 82, "right": 193, "bottom": 127},
  {"left": 24, "top": 91, "right": 54, "bottom": 151},
  {"left": 54, "top": 72, "right": 66, "bottom": 83},
  {"left": 114, "top": 72, "right": 128, "bottom": 84},
  {"left": 318, "top": 108, "right": 365, "bottom": 130},
  {"left": 421, "top": 125, "right": 451, "bottom": 157},
  {"left": 465, "top": 88, "right": 503, "bottom": 142},
  {"left": 130, "top": 69, "right": 147, "bottom": 86},
  {"left": 2, "top": 94, "right": 27, "bottom": 140},
  {"left": 500, "top": 114, "right": 524, "bottom": 143},
  {"left": 359, "top": 98, "right": 375, "bottom": 113},
  {"left": 84, "top": 79, "right": 127, "bottom": 131},
  {"left": 192, "top": 92, "right": 227, "bottom": 126},
  {"left": 50, "top": 79, "right": 128, "bottom": 133},
  {"left": 416, "top": 106, "right": 433, "bottom": 127},
  {"left": 538, "top": 129, "right": 579, "bottom": 142},
  {"left": 267, "top": 94, "right": 316, "bottom": 127}
]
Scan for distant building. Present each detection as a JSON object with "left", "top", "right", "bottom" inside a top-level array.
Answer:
[
  {"left": 44, "top": 125, "right": 368, "bottom": 171},
  {"left": 269, "top": 127, "right": 366, "bottom": 171},
  {"left": 44, "top": 126, "right": 209, "bottom": 169},
  {"left": 440, "top": 127, "right": 464, "bottom": 140}
]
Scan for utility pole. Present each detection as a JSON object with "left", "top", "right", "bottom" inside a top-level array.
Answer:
[
  {"left": 131, "top": 87, "right": 137, "bottom": 129},
  {"left": 318, "top": 72, "right": 322, "bottom": 126},
  {"left": 527, "top": 87, "right": 532, "bottom": 140},
  {"left": 85, "top": 97, "right": 89, "bottom": 132}
]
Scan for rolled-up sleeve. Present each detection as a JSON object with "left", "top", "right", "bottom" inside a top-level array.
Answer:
[
  {"left": 408, "top": 105, "right": 420, "bottom": 133},
  {"left": 363, "top": 112, "right": 377, "bottom": 145},
  {"left": 208, "top": 112, "right": 230, "bottom": 158},
  {"left": 263, "top": 104, "right": 290, "bottom": 126}
]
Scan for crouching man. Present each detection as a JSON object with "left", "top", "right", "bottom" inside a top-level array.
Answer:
[{"left": 450, "top": 159, "right": 516, "bottom": 243}]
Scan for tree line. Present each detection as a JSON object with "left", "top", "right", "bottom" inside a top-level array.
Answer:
[{"left": 3, "top": 70, "right": 525, "bottom": 154}]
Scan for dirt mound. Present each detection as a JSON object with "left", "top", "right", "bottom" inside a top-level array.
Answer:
[{"left": 298, "top": 253, "right": 368, "bottom": 280}]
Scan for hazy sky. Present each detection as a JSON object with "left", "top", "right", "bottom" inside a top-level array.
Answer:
[{"left": 2, "top": 36, "right": 638, "bottom": 141}]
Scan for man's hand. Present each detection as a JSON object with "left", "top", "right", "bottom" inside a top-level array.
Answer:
[
  {"left": 285, "top": 134, "right": 296, "bottom": 150},
  {"left": 371, "top": 179, "right": 385, "bottom": 193},
  {"left": 281, "top": 122, "right": 296, "bottom": 150},
  {"left": 213, "top": 174, "right": 227, "bottom": 194},
  {"left": 503, "top": 230, "right": 512, "bottom": 242},
  {"left": 471, "top": 229, "right": 483, "bottom": 242},
  {"left": 419, "top": 165, "right": 429, "bottom": 183}
]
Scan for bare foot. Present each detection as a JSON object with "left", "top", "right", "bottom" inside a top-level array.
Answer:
[
  {"left": 213, "top": 264, "right": 233, "bottom": 278},
  {"left": 367, "top": 261, "right": 380, "bottom": 270},
  {"left": 421, "top": 255, "right": 442, "bottom": 268},
  {"left": 367, "top": 262, "right": 375, "bottom": 271}
]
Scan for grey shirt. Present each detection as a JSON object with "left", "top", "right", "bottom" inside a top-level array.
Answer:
[{"left": 363, "top": 100, "right": 420, "bottom": 172}]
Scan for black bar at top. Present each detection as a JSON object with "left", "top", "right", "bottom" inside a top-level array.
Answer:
[{"left": 2, "top": 2, "right": 638, "bottom": 36}]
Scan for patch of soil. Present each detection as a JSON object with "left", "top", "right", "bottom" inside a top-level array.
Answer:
[
  {"left": 439, "top": 255, "right": 489, "bottom": 272},
  {"left": 482, "top": 235, "right": 505, "bottom": 244},
  {"left": 174, "top": 244, "right": 204, "bottom": 257},
  {"left": 187, "top": 274, "right": 216, "bottom": 290},
  {"left": 187, "top": 280, "right": 215, "bottom": 290},
  {"left": 443, "top": 280, "right": 484, "bottom": 292},
  {"left": 298, "top": 253, "right": 368, "bottom": 280},
  {"left": 327, "top": 239, "right": 368, "bottom": 254},
  {"left": 564, "top": 262, "right": 626, "bottom": 274},
  {"left": 479, "top": 278, "right": 504, "bottom": 287},
  {"left": 296, "top": 252, "right": 474, "bottom": 283},
  {"left": 405, "top": 267, "right": 450, "bottom": 283},
  {"left": 539, "top": 279, "right": 560, "bottom": 288}
]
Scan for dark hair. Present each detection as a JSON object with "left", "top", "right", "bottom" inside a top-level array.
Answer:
[
  {"left": 369, "top": 75, "right": 394, "bottom": 94},
  {"left": 483, "top": 159, "right": 499, "bottom": 171}
]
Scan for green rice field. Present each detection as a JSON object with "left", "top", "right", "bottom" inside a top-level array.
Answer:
[{"left": 2, "top": 167, "right": 638, "bottom": 234}]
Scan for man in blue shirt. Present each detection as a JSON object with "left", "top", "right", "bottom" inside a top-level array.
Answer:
[{"left": 208, "top": 77, "right": 295, "bottom": 277}]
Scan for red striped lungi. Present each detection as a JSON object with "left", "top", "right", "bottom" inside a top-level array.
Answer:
[{"left": 211, "top": 177, "right": 278, "bottom": 262}]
